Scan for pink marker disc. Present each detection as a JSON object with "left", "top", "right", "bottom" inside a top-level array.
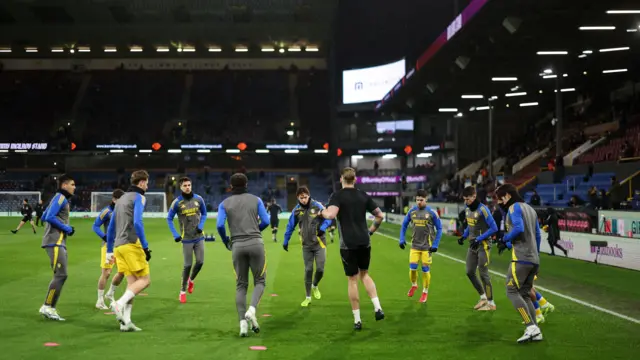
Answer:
[
  {"left": 270, "top": 294, "right": 278, "bottom": 297},
  {"left": 262, "top": 314, "right": 272, "bottom": 317},
  {"left": 249, "top": 346, "right": 267, "bottom": 351},
  {"left": 44, "top": 342, "right": 60, "bottom": 347},
  {"left": 104, "top": 312, "right": 115, "bottom": 315},
  {"left": 139, "top": 293, "right": 149, "bottom": 296}
]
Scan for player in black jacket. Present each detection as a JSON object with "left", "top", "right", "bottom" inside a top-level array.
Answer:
[{"left": 11, "top": 199, "right": 37, "bottom": 234}]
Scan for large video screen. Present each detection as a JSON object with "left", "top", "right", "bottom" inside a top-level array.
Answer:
[
  {"left": 342, "top": 59, "right": 406, "bottom": 105},
  {"left": 376, "top": 120, "right": 414, "bottom": 134}
]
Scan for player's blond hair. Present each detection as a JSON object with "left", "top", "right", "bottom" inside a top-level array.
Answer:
[
  {"left": 341, "top": 167, "right": 356, "bottom": 185},
  {"left": 130, "top": 170, "right": 149, "bottom": 185}
]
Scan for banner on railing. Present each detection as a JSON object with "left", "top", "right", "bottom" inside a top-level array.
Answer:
[
  {"left": 599, "top": 210, "right": 640, "bottom": 239},
  {"left": 357, "top": 175, "right": 426, "bottom": 184}
]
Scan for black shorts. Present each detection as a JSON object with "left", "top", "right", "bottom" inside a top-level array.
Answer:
[
  {"left": 340, "top": 247, "right": 371, "bottom": 276},
  {"left": 21, "top": 215, "right": 32, "bottom": 223},
  {"left": 270, "top": 220, "right": 278, "bottom": 228}
]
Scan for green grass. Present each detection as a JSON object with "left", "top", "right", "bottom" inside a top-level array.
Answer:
[{"left": 1, "top": 218, "right": 639, "bottom": 360}]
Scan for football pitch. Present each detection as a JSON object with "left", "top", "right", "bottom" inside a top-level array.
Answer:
[{"left": 1, "top": 218, "right": 639, "bottom": 360}]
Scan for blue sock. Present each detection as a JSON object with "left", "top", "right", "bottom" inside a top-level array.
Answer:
[{"left": 535, "top": 291, "right": 542, "bottom": 301}]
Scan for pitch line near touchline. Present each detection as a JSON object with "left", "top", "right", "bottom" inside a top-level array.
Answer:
[{"left": 374, "top": 232, "right": 640, "bottom": 325}]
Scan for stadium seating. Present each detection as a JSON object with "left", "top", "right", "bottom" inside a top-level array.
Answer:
[
  {"left": 577, "top": 124, "right": 640, "bottom": 164},
  {"left": 525, "top": 172, "right": 615, "bottom": 207}
]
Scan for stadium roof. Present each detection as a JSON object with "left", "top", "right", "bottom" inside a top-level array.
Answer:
[
  {"left": 376, "top": 0, "right": 640, "bottom": 114},
  {"left": 0, "top": 0, "right": 335, "bottom": 55}
]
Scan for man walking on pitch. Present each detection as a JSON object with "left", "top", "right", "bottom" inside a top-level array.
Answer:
[
  {"left": 495, "top": 184, "right": 543, "bottom": 343},
  {"left": 267, "top": 200, "right": 282, "bottom": 242},
  {"left": 167, "top": 177, "right": 208, "bottom": 304},
  {"left": 458, "top": 186, "right": 498, "bottom": 311},
  {"left": 216, "top": 173, "right": 270, "bottom": 337},
  {"left": 399, "top": 189, "right": 442, "bottom": 303},
  {"left": 11, "top": 199, "right": 37, "bottom": 234},
  {"left": 93, "top": 189, "right": 125, "bottom": 309},
  {"left": 317, "top": 167, "right": 385, "bottom": 330},
  {"left": 106, "top": 170, "right": 153, "bottom": 332},
  {"left": 283, "top": 186, "right": 332, "bottom": 307},
  {"left": 35, "top": 199, "right": 45, "bottom": 227},
  {"left": 39, "top": 175, "right": 76, "bottom": 321}
]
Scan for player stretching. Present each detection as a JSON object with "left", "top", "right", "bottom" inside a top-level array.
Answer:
[
  {"left": 458, "top": 186, "right": 498, "bottom": 311},
  {"left": 399, "top": 189, "right": 442, "bottom": 303},
  {"left": 267, "top": 200, "right": 282, "bottom": 242},
  {"left": 495, "top": 184, "right": 543, "bottom": 343},
  {"left": 11, "top": 199, "right": 37, "bottom": 234},
  {"left": 283, "top": 186, "right": 332, "bottom": 307},
  {"left": 106, "top": 170, "right": 152, "bottom": 332},
  {"left": 217, "top": 173, "right": 270, "bottom": 337},
  {"left": 93, "top": 189, "right": 125, "bottom": 309},
  {"left": 167, "top": 177, "right": 208, "bottom": 304},
  {"left": 317, "top": 167, "right": 385, "bottom": 330},
  {"left": 39, "top": 175, "right": 76, "bottom": 321}
]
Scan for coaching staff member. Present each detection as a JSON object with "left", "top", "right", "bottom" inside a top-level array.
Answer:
[{"left": 317, "top": 167, "right": 385, "bottom": 331}]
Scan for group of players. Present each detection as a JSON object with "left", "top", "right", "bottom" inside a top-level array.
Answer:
[
  {"left": 32, "top": 166, "right": 553, "bottom": 343},
  {"left": 10, "top": 198, "right": 45, "bottom": 234}
]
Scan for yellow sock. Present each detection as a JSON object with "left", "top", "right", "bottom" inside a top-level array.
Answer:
[
  {"left": 422, "top": 271, "right": 431, "bottom": 290},
  {"left": 535, "top": 308, "right": 542, "bottom": 317},
  {"left": 539, "top": 297, "right": 548, "bottom": 307},
  {"left": 410, "top": 269, "right": 418, "bottom": 284}
]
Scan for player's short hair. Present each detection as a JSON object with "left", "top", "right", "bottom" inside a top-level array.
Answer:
[
  {"left": 112, "top": 189, "right": 125, "bottom": 199},
  {"left": 58, "top": 174, "right": 74, "bottom": 188},
  {"left": 296, "top": 186, "right": 310, "bottom": 197},
  {"left": 23, "top": 198, "right": 28, "bottom": 202},
  {"left": 495, "top": 183, "right": 524, "bottom": 202},
  {"left": 341, "top": 167, "right": 356, "bottom": 184},
  {"left": 230, "top": 173, "right": 248, "bottom": 188},
  {"left": 178, "top": 177, "right": 191, "bottom": 186},
  {"left": 462, "top": 186, "right": 476, "bottom": 197},
  {"left": 416, "top": 189, "right": 428, "bottom": 198},
  {"left": 130, "top": 170, "right": 149, "bottom": 185}
]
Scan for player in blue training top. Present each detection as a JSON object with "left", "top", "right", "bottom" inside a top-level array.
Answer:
[
  {"left": 399, "top": 189, "right": 442, "bottom": 303},
  {"left": 92, "top": 189, "right": 125, "bottom": 310},
  {"left": 167, "top": 177, "right": 208, "bottom": 304}
]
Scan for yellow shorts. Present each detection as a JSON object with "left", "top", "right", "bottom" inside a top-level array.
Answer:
[
  {"left": 100, "top": 244, "right": 115, "bottom": 270},
  {"left": 114, "top": 243, "right": 149, "bottom": 277},
  {"left": 409, "top": 249, "right": 433, "bottom": 265}
]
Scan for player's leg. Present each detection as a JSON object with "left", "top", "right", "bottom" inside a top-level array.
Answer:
[
  {"left": 97, "top": 244, "right": 113, "bottom": 309},
  {"left": 111, "top": 245, "right": 150, "bottom": 327},
  {"left": 105, "top": 271, "right": 124, "bottom": 303},
  {"left": 11, "top": 220, "right": 26, "bottom": 233},
  {"left": 180, "top": 243, "right": 194, "bottom": 303},
  {"left": 529, "top": 287, "right": 545, "bottom": 323},
  {"left": 35, "top": 216, "right": 41, "bottom": 227},
  {"left": 40, "top": 246, "right": 68, "bottom": 321},
  {"left": 466, "top": 247, "right": 486, "bottom": 309},
  {"left": 188, "top": 240, "right": 205, "bottom": 294},
  {"left": 505, "top": 263, "right": 542, "bottom": 343},
  {"left": 357, "top": 247, "right": 384, "bottom": 321},
  {"left": 271, "top": 223, "right": 278, "bottom": 242},
  {"left": 246, "top": 244, "right": 267, "bottom": 333},
  {"left": 232, "top": 246, "right": 251, "bottom": 336},
  {"left": 340, "top": 248, "right": 362, "bottom": 329},
  {"left": 30, "top": 219, "right": 36, "bottom": 233},
  {"left": 477, "top": 243, "right": 495, "bottom": 310},
  {"left": 408, "top": 249, "right": 419, "bottom": 297},
  {"left": 301, "top": 247, "right": 314, "bottom": 306},
  {"left": 535, "top": 288, "right": 555, "bottom": 315},
  {"left": 418, "top": 251, "right": 432, "bottom": 303},
  {"left": 311, "top": 247, "right": 325, "bottom": 300}
]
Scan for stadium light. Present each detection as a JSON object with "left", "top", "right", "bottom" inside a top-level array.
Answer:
[
  {"left": 543, "top": 74, "right": 557, "bottom": 79},
  {"left": 235, "top": 46, "right": 249, "bottom": 52},
  {"left": 14, "top": 150, "right": 28, "bottom": 153},
  {"left": 0, "top": 47, "right": 11, "bottom": 53},
  {"left": 139, "top": 149, "right": 152, "bottom": 153},
  {"left": 168, "top": 149, "right": 182, "bottom": 153},
  {"left": 25, "top": 47, "right": 38, "bottom": 53},
  {"left": 554, "top": 88, "right": 576, "bottom": 92},
  {"left": 288, "top": 46, "right": 302, "bottom": 52},
  {"left": 627, "top": 29, "right": 639, "bottom": 32},
  {"left": 382, "top": 154, "right": 398, "bottom": 159},
  {"left": 197, "top": 149, "right": 211, "bottom": 153},
  {"left": 520, "top": 102, "right": 539, "bottom": 107},
  {"left": 0, "top": 150, "right": 8, "bottom": 153},
  {"left": 543, "top": 69, "right": 553, "bottom": 74},
  {"left": 286, "top": 130, "right": 294, "bottom": 136},
  {"left": 285, "top": 149, "right": 300, "bottom": 154},
  {"left": 255, "top": 149, "right": 270, "bottom": 153},
  {"left": 583, "top": 50, "right": 593, "bottom": 54},
  {"left": 208, "top": 47, "right": 222, "bottom": 52},
  {"left": 489, "top": 96, "right": 498, "bottom": 101},
  {"left": 438, "top": 108, "right": 458, "bottom": 112},
  {"left": 130, "top": 46, "right": 143, "bottom": 52},
  {"left": 156, "top": 47, "right": 170, "bottom": 52},
  {"left": 226, "top": 149, "right": 240, "bottom": 153},
  {"left": 461, "top": 95, "right": 484, "bottom": 99},
  {"left": 351, "top": 155, "right": 364, "bottom": 159},
  {"left": 505, "top": 92, "right": 527, "bottom": 97},
  {"left": 305, "top": 46, "right": 319, "bottom": 52},
  {"left": 476, "top": 106, "right": 491, "bottom": 111},
  {"left": 51, "top": 47, "right": 64, "bottom": 53},
  {"left": 492, "top": 77, "right": 518, "bottom": 81},
  {"left": 314, "top": 149, "right": 328, "bottom": 154},
  {"left": 579, "top": 26, "right": 615, "bottom": 30},
  {"left": 110, "top": 149, "right": 124, "bottom": 153},
  {"left": 104, "top": 46, "right": 117, "bottom": 53},
  {"left": 536, "top": 51, "right": 568, "bottom": 55},
  {"left": 78, "top": 46, "right": 90, "bottom": 53},
  {"left": 607, "top": 10, "right": 640, "bottom": 14},
  {"left": 578, "top": 54, "right": 587, "bottom": 58},
  {"left": 599, "top": 47, "right": 630, "bottom": 52},
  {"left": 602, "top": 68, "right": 628, "bottom": 74},
  {"left": 455, "top": 112, "right": 464, "bottom": 118},
  {"left": 182, "top": 46, "right": 196, "bottom": 52},
  {"left": 278, "top": 48, "right": 285, "bottom": 53},
  {"left": 416, "top": 153, "right": 432, "bottom": 158},
  {"left": 261, "top": 47, "right": 275, "bottom": 52}
]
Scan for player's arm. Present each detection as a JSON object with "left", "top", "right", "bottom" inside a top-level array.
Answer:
[
  {"left": 283, "top": 207, "right": 299, "bottom": 246},
  {"left": 133, "top": 194, "right": 149, "bottom": 249},
  {"left": 461, "top": 223, "right": 470, "bottom": 239},
  {"left": 535, "top": 219, "right": 542, "bottom": 253},
  {"left": 366, "top": 196, "right": 383, "bottom": 234},
  {"left": 216, "top": 202, "right": 228, "bottom": 239},
  {"left": 314, "top": 201, "right": 333, "bottom": 232},
  {"left": 399, "top": 208, "right": 413, "bottom": 244},
  {"left": 42, "top": 194, "right": 73, "bottom": 234},
  {"left": 476, "top": 204, "right": 498, "bottom": 242},
  {"left": 166, "top": 199, "right": 181, "bottom": 239},
  {"left": 92, "top": 208, "right": 109, "bottom": 240},
  {"left": 503, "top": 203, "right": 524, "bottom": 244},
  {"left": 428, "top": 207, "right": 443, "bottom": 249},
  {"left": 106, "top": 208, "right": 117, "bottom": 253},
  {"left": 257, "top": 198, "right": 270, "bottom": 231},
  {"left": 197, "top": 196, "right": 207, "bottom": 232}
]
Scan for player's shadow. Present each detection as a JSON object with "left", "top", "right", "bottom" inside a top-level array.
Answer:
[{"left": 260, "top": 306, "right": 312, "bottom": 329}]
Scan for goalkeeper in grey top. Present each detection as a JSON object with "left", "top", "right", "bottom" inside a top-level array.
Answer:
[
  {"left": 283, "top": 186, "right": 332, "bottom": 307},
  {"left": 217, "top": 173, "right": 270, "bottom": 338},
  {"left": 167, "top": 177, "right": 207, "bottom": 304}
]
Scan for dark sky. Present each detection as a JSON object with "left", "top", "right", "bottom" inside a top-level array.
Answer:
[{"left": 335, "top": 0, "right": 471, "bottom": 70}]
